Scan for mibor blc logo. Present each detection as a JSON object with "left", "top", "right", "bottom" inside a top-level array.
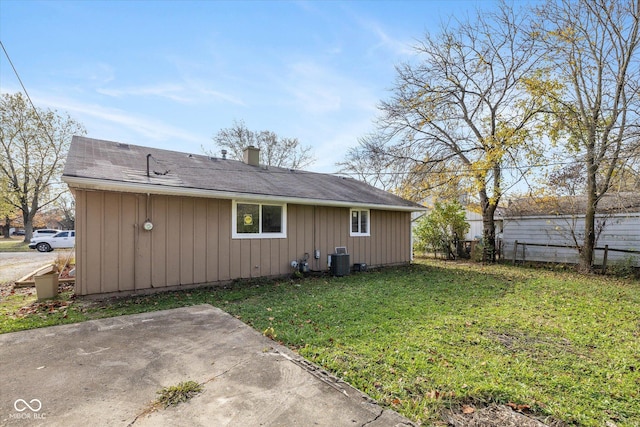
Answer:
[{"left": 10, "top": 398, "right": 46, "bottom": 420}]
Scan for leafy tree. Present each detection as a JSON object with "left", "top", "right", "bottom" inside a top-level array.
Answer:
[
  {"left": 534, "top": 0, "right": 640, "bottom": 271},
  {"left": 343, "top": 2, "right": 548, "bottom": 261},
  {"left": 414, "top": 201, "right": 469, "bottom": 259},
  {"left": 205, "top": 120, "right": 314, "bottom": 169},
  {"left": 0, "top": 92, "right": 85, "bottom": 241},
  {"left": 0, "top": 175, "right": 17, "bottom": 238}
]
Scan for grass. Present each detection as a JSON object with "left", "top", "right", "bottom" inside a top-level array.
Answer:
[
  {"left": 1, "top": 259, "right": 639, "bottom": 426},
  {"left": 0, "top": 236, "right": 30, "bottom": 252},
  {"left": 156, "top": 380, "right": 203, "bottom": 408}
]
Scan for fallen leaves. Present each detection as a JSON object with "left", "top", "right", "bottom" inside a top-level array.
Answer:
[
  {"left": 462, "top": 404, "right": 475, "bottom": 414},
  {"left": 14, "top": 300, "right": 70, "bottom": 318},
  {"left": 426, "top": 389, "right": 456, "bottom": 400},
  {"left": 507, "top": 402, "right": 531, "bottom": 412}
]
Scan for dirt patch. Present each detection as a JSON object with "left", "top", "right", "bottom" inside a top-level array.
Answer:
[
  {"left": 487, "top": 330, "right": 577, "bottom": 357},
  {"left": 444, "top": 404, "right": 568, "bottom": 427}
]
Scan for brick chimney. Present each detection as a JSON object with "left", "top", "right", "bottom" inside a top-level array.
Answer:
[{"left": 243, "top": 146, "right": 260, "bottom": 166}]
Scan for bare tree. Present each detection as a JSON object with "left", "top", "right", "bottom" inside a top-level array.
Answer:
[
  {"left": 205, "top": 120, "right": 314, "bottom": 169},
  {"left": 56, "top": 191, "right": 76, "bottom": 230},
  {"left": 547, "top": 163, "right": 587, "bottom": 196},
  {"left": 337, "top": 133, "right": 413, "bottom": 193},
  {"left": 345, "top": 2, "right": 547, "bottom": 260},
  {"left": 0, "top": 92, "right": 85, "bottom": 241},
  {"left": 536, "top": 0, "right": 640, "bottom": 271}
]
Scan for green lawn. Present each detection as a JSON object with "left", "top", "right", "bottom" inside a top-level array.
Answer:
[
  {"left": 1, "top": 259, "right": 638, "bottom": 426},
  {"left": 0, "top": 236, "right": 30, "bottom": 251}
]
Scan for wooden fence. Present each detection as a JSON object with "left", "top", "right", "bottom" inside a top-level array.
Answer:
[{"left": 511, "top": 240, "right": 640, "bottom": 272}]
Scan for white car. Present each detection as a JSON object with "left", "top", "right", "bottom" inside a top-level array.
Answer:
[{"left": 29, "top": 230, "right": 76, "bottom": 252}]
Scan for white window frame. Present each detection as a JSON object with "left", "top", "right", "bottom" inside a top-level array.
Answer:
[
  {"left": 232, "top": 201, "right": 287, "bottom": 239},
  {"left": 350, "top": 208, "right": 370, "bottom": 237}
]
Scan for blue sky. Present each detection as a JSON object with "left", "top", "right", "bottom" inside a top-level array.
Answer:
[{"left": 1, "top": 0, "right": 493, "bottom": 173}]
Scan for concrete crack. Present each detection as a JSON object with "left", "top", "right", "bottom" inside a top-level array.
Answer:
[
  {"left": 361, "top": 408, "right": 384, "bottom": 427},
  {"left": 273, "top": 348, "right": 350, "bottom": 396}
]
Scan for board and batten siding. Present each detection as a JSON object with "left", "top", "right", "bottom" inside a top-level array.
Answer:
[
  {"left": 74, "top": 189, "right": 411, "bottom": 296},
  {"left": 503, "top": 213, "right": 640, "bottom": 265}
]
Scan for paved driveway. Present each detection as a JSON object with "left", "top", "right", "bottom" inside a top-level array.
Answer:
[
  {"left": 0, "top": 251, "right": 64, "bottom": 286},
  {"left": 0, "top": 305, "right": 415, "bottom": 427}
]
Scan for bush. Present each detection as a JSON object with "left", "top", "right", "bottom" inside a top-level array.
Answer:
[
  {"left": 607, "top": 256, "right": 638, "bottom": 278},
  {"left": 414, "top": 201, "right": 470, "bottom": 259}
]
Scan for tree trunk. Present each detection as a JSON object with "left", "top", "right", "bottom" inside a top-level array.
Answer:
[
  {"left": 580, "top": 134, "right": 599, "bottom": 272},
  {"left": 2, "top": 216, "right": 10, "bottom": 238},
  {"left": 22, "top": 209, "right": 35, "bottom": 243},
  {"left": 480, "top": 189, "right": 498, "bottom": 263},
  {"left": 581, "top": 169, "right": 598, "bottom": 272}
]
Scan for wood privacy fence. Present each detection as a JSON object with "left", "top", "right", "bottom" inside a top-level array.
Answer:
[{"left": 511, "top": 240, "right": 640, "bottom": 272}]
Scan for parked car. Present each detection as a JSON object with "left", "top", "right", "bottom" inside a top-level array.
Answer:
[
  {"left": 32, "top": 229, "right": 60, "bottom": 238},
  {"left": 12, "top": 229, "right": 25, "bottom": 236},
  {"left": 29, "top": 230, "right": 76, "bottom": 252}
]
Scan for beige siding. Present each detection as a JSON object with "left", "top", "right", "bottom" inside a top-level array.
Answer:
[{"left": 73, "top": 190, "right": 412, "bottom": 296}]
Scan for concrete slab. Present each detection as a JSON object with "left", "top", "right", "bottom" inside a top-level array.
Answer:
[{"left": 0, "top": 304, "right": 415, "bottom": 426}]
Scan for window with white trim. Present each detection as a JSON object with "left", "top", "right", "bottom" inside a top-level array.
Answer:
[
  {"left": 232, "top": 201, "right": 287, "bottom": 239},
  {"left": 350, "top": 209, "right": 370, "bottom": 236}
]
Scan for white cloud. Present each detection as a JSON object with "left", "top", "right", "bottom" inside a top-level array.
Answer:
[
  {"left": 97, "top": 83, "right": 193, "bottom": 103},
  {"left": 363, "top": 20, "right": 415, "bottom": 57},
  {"left": 282, "top": 62, "right": 342, "bottom": 113},
  {"left": 55, "top": 62, "right": 116, "bottom": 86},
  {"left": 284, "top": 59, "right": 381, "bottom": 115},
  {"left": 97, "top": 79, "right": 245, "bottom": 107},
  {"left": 184, "top": 78, "right": 246, "bottom": 106},
  {"left": 30, "top": 93, "right": 204, "bottom": 145}
]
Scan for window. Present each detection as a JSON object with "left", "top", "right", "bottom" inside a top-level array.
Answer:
[
  {"left": 232, "top": 201, "right": 286, "bottom": 239},
  {"left": 350, "top": 209, "right": 370, "bottom": 236}
]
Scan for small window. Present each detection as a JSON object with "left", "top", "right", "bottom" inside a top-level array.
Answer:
[
  {"left": 350, "top": 209, "right": 370, "bottom": 236},
  {"left": 232, "top": 201, "right": 287, "bottom": 239}
]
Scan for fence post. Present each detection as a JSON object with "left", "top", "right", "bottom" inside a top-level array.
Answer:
[
  {"left": 602, "top": 245, "right": 608, "bottom": 274},
  {"left": 522, "top": 243, "right": 526, "bottom": 263},
  {"left": 512, "top": 240, "right": 518, "bottom": 264}
]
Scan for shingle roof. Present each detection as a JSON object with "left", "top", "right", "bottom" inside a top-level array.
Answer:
[
  {"left": 502, "top": 193, "right": 640, "bottom": 217},
  {"left": 62, "top": 136, "right": 423, "bottom": 211}
]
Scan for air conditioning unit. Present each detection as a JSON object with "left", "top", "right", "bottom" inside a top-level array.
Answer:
[{"left": 330, "top": 253, "right": 350, "bottom": 277}]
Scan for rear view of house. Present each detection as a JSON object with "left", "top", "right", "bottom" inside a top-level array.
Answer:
[{"left": 62, "top": 136, "right": 424, "bottom": 296}]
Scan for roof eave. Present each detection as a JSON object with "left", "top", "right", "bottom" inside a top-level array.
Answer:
[{"left": 62, "top": 176, "right": 426, "bottom": 212}]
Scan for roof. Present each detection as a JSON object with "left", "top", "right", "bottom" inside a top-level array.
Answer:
[
  {"left": 62, "top": 136, "right": 424, "bottom": 211},
  {"left": 502, "top": 193, "right": 640, "bottom": 217}
]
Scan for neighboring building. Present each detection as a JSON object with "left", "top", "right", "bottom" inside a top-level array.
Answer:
[
  {"left": 464, "top": 209, "right": 504, "bottom": 242},
  {"left": 62, "top": 136, "right": 425, "bottom": 296},
  {"left": 501, "top": 194, "right": 640, "bottom": 265}
]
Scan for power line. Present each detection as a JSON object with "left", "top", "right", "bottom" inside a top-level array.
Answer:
[
  {"left": 335, "top": 153, "right": 640, "bottom": 177},
  {"left": 0, "top": 40, "right": 56, "bottom": 146}
]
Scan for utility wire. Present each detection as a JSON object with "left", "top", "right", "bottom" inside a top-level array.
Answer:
[{"left": 0, "top": 40, "right": 56, "bottom": 146}]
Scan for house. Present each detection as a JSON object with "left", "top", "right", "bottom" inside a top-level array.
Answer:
[
  {"left": 501, "top": 194, "right": 640, "bottom": 265},
  {"left": 62, "top": 136, "right": 425, "bottom": 296}
]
